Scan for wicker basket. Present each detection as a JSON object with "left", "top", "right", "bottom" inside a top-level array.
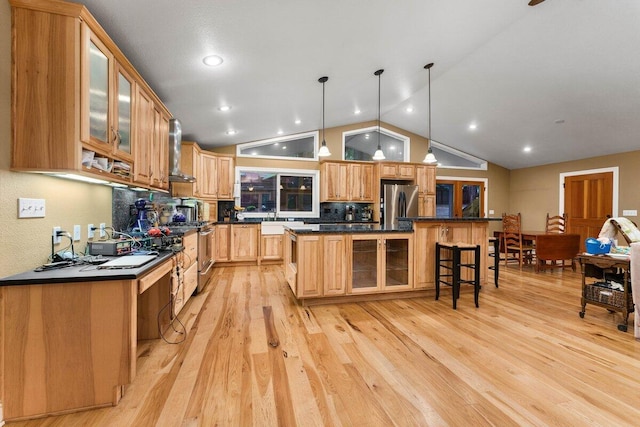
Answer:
[{"left": 584, "top": 282, "right": 634, "bottom": 310}]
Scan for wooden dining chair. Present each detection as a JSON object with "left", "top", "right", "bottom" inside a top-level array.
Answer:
[
  {"left": 545, "top": 213, "right": 566, "bottom": 233},
  {"left": 501, "top": 213, "right": 535, "bottom": 268}
]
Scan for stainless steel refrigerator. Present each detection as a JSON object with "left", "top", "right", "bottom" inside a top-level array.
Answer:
[{"left": 382, "top": 184, "right": 419, "bottom": 228}]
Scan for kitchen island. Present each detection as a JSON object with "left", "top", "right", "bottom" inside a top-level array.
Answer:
[
  {"left": 0, "top": 251, "right": 179, "bottom": 421},
  {"left": 284, "top": 218, "right": 498, "bottom": 304}
]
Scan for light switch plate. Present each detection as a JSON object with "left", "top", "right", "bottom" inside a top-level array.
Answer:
[
  {"left": 73, "top": 225, "right": 81, "bottom": 241},
  {"left": 18, "top": 198, "right": 45, "bottom": 218},
  {"left": 622, "top": 209, "right": 637, "bottom": 216}
]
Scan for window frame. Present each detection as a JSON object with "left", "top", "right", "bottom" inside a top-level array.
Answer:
[
  {"left": 236, "top": 131, "right": 319, "bottom": 161},
  {"left": 435, "top": 176, "right": 488, "bottom": 218},
  {"left": 430, "top": 140, "right": 487, "bottom": 170},
  {"left": 234, "top": 166, "right": 320, "bottom": 218},
  {"left": 342, "top": 126, "right": 410, "bottom": 162}
]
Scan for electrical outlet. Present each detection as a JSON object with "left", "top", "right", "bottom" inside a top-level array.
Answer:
[
  {"left": 73, "top": 225, "right": 81, "bottom": 241},
  {"left": 88, "top": 224, "right": 95, "bottom": 239},
  {"left": 99, "top": 223, "right": 106, "bottom": 238},
  {"left": 53, "top": 226, "right": 61, "bottom": 244}
]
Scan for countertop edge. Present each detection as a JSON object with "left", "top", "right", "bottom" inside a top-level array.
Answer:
[{"left": 0, "top": 251, "right": 176, "bottom": 286}]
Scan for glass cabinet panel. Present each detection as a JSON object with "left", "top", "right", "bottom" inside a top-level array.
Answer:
[
  {"left": 89, "top": 40, "right": 109, "bottom": 143},
  {"left": 116, "top": 70, "right": 132, "bottom": 156},
  {"left": 351, "top": 238, "right": 378, "bottom": 290},
  {"left": 384, "top": 238, "right": 409, "bottom": 287}
]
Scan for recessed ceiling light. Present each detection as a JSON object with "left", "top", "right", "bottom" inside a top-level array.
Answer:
[
  {"left": 203, "top": 55, "right": 224, "bottom": 67},
  {"left": 354, "top": 109, "right": 361, "bottom": 115},
  {"left": 468, "top": 123, "right": 477, "bottom": 130},
  {"left": 282, "top": 146, "right": 287, "bottom": 150},
  {"left": 277, "top": 130, "right": 283, "bottom": 135},
  {"left": 389, "top": 146, "right": 396, "bottom": 150},
  {"left": 218, "top": 105, "right": 231, "bottom": 112},
  {"left": 251, "top": 151, "right": 257, "bottom": 156},
  {"left": 523, "top": 146, "right": 532, "bottom": 153},
  {"left": 365, "top": 134, "right": 370, "bottom": 139},
  {"left": 226, "top": 130, "right": 237, "bottom": 135},
  {"left": 274, "top": 142, "right": 279, "bottom": 146},
  {"left": 405, "top": 107, "right": 414, "bottom": 113},
  {"left": 294, "top": 119, "right": 301, "bottom": 125}
]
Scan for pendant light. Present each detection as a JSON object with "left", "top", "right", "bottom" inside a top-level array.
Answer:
[
  {"left": 317, "top": 76, "right": 331, "bottom": 157},
  {"left": 423, "top": 62, "right": 438, "bottom": 164},
  {"left": 372, "top": 69, "right": 385, "bottom": 161}
]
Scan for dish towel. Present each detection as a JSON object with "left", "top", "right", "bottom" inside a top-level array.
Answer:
[
  {"left": 598, "top": 217, "right": 640, "bottom": 244},
  {"left": 630, "top": 243, "right": 640, "bottom": 339}
]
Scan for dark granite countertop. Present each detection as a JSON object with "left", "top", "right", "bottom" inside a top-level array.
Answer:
[
  {"left": 285, "top": 223, "right": 412, "bottom": 235},
  {"left": 0, "top": 250, "right": 176, "bottom": 286},
  {"left": 213, "top": 218, "right": 377, "bottom": 225},
  {"left": 403, "top": 217, "right": 502, "bottom": 222}
]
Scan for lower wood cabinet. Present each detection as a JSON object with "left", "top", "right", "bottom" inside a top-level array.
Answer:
[
  {"left": 215, "top": 224, "right": 230, "bottom": 262},
  {"left": 231, "top": 224, "right": 259, "bottom": 261},
  {"left": 261, "top": 234, "right": 283, "bottom": 262},
  {"left": 348, "top": 233, "right": 413, "bottom": 294}
]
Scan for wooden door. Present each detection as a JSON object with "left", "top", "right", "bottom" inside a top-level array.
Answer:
[{"left": 564, "top": 172, "right": 613, "bottom": 251}]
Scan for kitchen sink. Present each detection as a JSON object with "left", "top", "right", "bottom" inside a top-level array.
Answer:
[{"left": 260, "top": 220, "right": 304, "bottom": 235}]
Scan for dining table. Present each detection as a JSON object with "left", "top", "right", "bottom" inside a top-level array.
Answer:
[{"left": 493, "top": 230, "right": 582, "bottom": 271}]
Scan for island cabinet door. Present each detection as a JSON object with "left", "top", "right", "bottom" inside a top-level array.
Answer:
[
  {"left": 413, "top": 223, "right": 441, "bottom": 289},
  {"left": 297, "top": 235, "right": 323, "bottom": 297},
  {"left": 348, "top": 235, "right": 382, "bottom": 293},
  {"left": 323, "top": 235, "right": 347, "bottom": 296},
  {"left": 382, "top": 234, "right": 413, "bottom": 291}
]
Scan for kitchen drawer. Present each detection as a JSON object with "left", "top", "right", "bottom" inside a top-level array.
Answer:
[
  {"left": 138, "top": 257, "right": 173, "bottom": 294},
  {"left": 183, "top": 262, "right": 198, "bottom": 300},
  {"left": 182, "top": 232, "right": 198, "bottom": 268}
]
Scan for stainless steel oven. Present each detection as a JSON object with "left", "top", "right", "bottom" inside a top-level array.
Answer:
[{"left": 197, "top": 224, "right": 214, "bottom": 292}]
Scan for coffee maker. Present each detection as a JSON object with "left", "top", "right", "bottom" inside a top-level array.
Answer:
[{"left": 345, "top": 205, "right": 354, "bottom": 222}]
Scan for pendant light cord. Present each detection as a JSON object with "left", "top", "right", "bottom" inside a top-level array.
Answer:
[
  {"left": 375, "top": 69, "right": 384, "bottom": 150},
  {"left": 322, "top": 79, "right": 326, "bottom": 142}
]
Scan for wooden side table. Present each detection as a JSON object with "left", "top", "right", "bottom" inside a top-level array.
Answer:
[{"left": 577, "top": 254, "right": 634, "bottom": 332}]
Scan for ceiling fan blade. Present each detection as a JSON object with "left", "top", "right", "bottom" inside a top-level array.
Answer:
[{"left": 528, "top": 0, "right": 546, "bottom": 5}]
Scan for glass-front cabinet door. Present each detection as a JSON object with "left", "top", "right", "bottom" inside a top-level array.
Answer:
[
  {"left": 350, "top": 236, "right": 380, "bottom": 293},
  {"left": 86, "top": 37, "right": 112, "bottom": 147},
  {"left": 384, "top": 236, "right": 411, "bottom": 290},
  {"left": 114, "top": 63, "right": 134, "bottom": 160},
  {"left": 349, "top": 234, "right": 413, "bottom": 293}
]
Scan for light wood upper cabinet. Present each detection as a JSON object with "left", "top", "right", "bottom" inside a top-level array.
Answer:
[
  {"left": 133, "top": 86, "right": 154, "bottom": 185},
  {"left": 416, "top": 165, "right": 436, "bottom": 195},
  {"left": 200, "top": 151, "right": 218, "bottom": 198},
  {"left": 418, "top": 194, "right": 436, "bottom": 217},
  {"left": 379, "top": 162, "right": 415, "bottom": 180},
  {"left": 321, "top": 161, "right": 373, "bottom": 202},
  {"left": 320, "top": 162, "right": 349, "bottom": 201},
  {"left": 216, "top": 156, "right": 235, "bottom": 200},
  {"left": 150, "top": 107, "right": 170, "bottom": 190},
  {"left": 172, "top": 143, "right": 235, "bottom": 200},
  {"left": 349, "top": 163, "right": 374, "bottom": 201},
  {"left": 10, "top": 1, "right": 171, "bottom": 189}
]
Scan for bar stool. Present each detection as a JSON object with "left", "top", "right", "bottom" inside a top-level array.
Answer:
[
  {"left": 435, "top": 242, "right": 481, "bottom": 309},
  {"left": 488, "top": 237, "right": 499, "bottom": 287}
]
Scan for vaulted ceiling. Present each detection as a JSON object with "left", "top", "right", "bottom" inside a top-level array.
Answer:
[{"left": 79, "top": 0, "right": 640, "bottom": 169}]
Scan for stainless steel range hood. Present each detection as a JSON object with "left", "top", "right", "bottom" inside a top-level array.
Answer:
[{"left": 169, "top": 118, "right": 196, "bottom": 183}]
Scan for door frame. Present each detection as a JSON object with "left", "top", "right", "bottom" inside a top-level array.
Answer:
[
  {"left": 558, "top": 167, "right": 619, "bottom": 217},
  {"left": 436, "top": 176, "right": 489, "bottom": 218}
]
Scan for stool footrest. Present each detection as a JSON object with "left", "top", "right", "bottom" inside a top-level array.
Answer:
[{"left": 435, "top": 242, "right": 481, "bottom": 309}]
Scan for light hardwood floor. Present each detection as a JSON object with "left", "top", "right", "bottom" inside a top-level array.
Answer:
[{"left": 7, "top": 264, "right": 640, "bottom": 426}]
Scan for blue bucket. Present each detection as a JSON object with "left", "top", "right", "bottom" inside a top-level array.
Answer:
[{"left": 585, "top": 237, "right": 611, "bottom": 254}]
